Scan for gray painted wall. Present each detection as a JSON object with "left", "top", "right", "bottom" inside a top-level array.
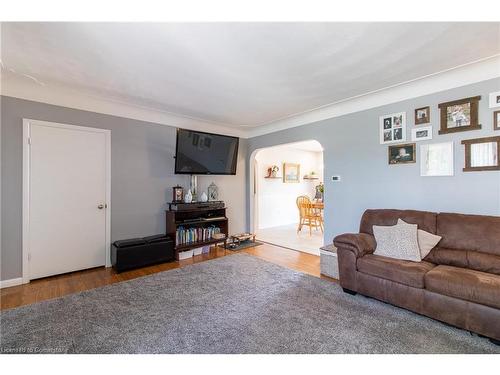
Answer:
[
  {"left": 1, "top": 96, "right": 247, "bottom": 281},
  {"left": 247, "top": 78, "right": 500, "bottom": 244}
]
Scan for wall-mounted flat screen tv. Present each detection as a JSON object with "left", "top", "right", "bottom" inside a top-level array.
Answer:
[{"left": 174, "top": 128, "right": 239, "bottom": 175}]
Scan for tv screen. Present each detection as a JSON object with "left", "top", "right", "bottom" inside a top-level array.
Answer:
[{"left": 174, "top": 129, "right": 239, "bottom": 175}]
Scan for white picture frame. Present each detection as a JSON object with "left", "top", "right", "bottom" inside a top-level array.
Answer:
[
  {"left": 411, "top": 125, "right": 433, "bottom": 142},
  {"left": 420, "top": 142, "right": 454, "bottom": 177},
  {"left": 489, "top": 91, "right": 500, "bottom": 108},
  {"left": 379, "top": 112, "right": 406, "bottom": 144}
]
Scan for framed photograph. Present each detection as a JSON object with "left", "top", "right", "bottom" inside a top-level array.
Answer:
[
  {"left": 494, "top": 110, "right": 500, "bottom": 131},
  {"left": 438, "top": 96, "right": 481, "bottom": 134},
  {"left": 388, "top": 143, "right": 416, "bottom": 165},
  {"left": 411, "top": 126, "right": 433, "bottom": 142},
  {"left": 420, "top": 142, "right": 454, "bottom": 177},
  {"left": 172, "top": 185, "right": 184, "bottom": 202},
  {"left": 462, "top": 136, "right": 500, "bottom": 172},
  {"left": 283, "top": 163, "right": 300, "bottom": 183},
  {"left": 414, "top": 106, "right": 430, "bottom": 125},
  {"left": 379, "top": 112, "right": 406, "bottom": 144},
  {"left": 207, "top": 182, "right": 219, "bottom": 201},
  {"left": 489, "top": 91, "right": 500, "bottom": 108}
]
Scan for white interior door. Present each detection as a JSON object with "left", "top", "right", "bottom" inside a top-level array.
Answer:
[{"left": 25, "top": 120, "right": 110, "bottom": 280}]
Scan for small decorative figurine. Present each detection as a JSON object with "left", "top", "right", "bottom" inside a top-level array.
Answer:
[
  {"left": 200, "top": 192, "right": 208, "bottom": 202},
  {"left": 184, "top": 189, "right": 193, "bottom": 203}
]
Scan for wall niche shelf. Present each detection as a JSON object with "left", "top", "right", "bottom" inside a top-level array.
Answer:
[
  {"left": 303, "top": 176, "right": 319, "bottom": 180},
  {"left": 264, "top": 176, "right": 282, "bottom": 179}
]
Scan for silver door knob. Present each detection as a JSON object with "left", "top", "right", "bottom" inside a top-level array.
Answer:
[{"left": 98, "top": 204, "right": 105, "bottom": 209}]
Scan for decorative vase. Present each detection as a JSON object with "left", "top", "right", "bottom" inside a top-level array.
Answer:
[
  {"left": 184, "top": 189, "right": 193, "bottom": 203},
  {"left": 200, "top": 192, "right": 208, "bottom": 202}
]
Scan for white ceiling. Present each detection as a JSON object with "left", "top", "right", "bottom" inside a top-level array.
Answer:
[{"left": 1, "top": 22, "right": 500, "bottom": 131}]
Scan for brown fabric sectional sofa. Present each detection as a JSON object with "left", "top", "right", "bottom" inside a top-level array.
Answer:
[{"left": 333, "top": 209, "right": 500, "bottom": 344}]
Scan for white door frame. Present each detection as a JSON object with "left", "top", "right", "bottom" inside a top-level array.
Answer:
[{"left": 22, "top": 119, "right": 112, "bottom": 284}]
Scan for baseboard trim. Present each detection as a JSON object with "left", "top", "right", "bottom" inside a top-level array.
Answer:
[{"left": 0, "top": 277, "right": 24, "bottom": 289}]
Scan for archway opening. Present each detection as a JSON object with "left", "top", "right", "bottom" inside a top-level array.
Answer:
[{"left": 251, "top": 140, "right": 324, "bottom": 255}]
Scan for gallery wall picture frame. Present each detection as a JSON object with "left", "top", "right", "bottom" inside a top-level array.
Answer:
[
  {"left": 489, "top": 91, "right": 500, "bottom": 109},
  {"left": 283, "top": 163, "right": 300, "bottom": 183},
  {"left": 411, "top": 126, "right": 433, "bottom": 142},
  {"left": 494, "top": 110, "right": 500, "bottom": 131},
  {"left": 379, "top": 112, "right": 406, "bottom": 144},
  {"left": 388, "top": 143, "right": 416, "bottom": 165},
  {"left": 420, "top": 142, "right": 454, "bottom": 177},
  {"left": 414, "top": 106, "right": 430, "bottom": 125},
  {"left": 461, "top": 136, "right": 500, "bottom": 172},
  {"left": 438, "top": 96, "right": 481, "bottom": 135}
]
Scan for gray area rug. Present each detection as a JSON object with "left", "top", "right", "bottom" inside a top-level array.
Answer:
[{"left": 1, "top": 253, "right": 498, "bottom": 354}]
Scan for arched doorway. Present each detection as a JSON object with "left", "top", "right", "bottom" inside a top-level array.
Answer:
[{"left": 250, "top": 140, "right": 324, "bottom": 255}]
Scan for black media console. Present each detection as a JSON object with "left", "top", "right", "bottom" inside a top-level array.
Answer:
[{"left": 166, "top": 201, "right": 228, "bottom": 260}]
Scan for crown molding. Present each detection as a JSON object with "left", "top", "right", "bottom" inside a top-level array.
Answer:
[
  {"left": 2, "top": 54, "right": 499, "bottom": 139},
  {"left": 0, "top": 72, "right": 247, "bottom": 138},
  {"left": 246, "top": 54, "right": 500, "bottom": 138}
]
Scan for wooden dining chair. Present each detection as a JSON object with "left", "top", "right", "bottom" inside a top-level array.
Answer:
[{"left": 296, "top": 196, "right": 323, "bottom": 235}]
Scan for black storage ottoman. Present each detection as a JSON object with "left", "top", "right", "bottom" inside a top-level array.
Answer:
[{"left": 111, "top": 234, "right": 174, "bottom": 272}]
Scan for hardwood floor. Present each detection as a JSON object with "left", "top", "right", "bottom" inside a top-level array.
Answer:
[{"left": 0, "top": 243, "right": 335, "bottom": 311}]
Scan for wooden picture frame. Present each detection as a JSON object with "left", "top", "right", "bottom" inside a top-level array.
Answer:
[
  {"left": 461, "top": 136, "right": 500, "bottom": 172},
  {"left": 438, "top": 96, "right": 481, "bottom": 135},
  {"left": 283, "top": 163, "right": 300, "bottom": 183},
  {"left": 414, "top": 106, "right": 430, "bottom": 125},
  {"left": 388, "top": 143, "right": 416, "bottom": 165},
  {"left": 494, "top": 110, "right": 500, "bottom": 131}
]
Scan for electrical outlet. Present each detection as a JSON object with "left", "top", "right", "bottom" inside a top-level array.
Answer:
[{"left": 331, "top": 175, "right": 341, "bottom": 182}]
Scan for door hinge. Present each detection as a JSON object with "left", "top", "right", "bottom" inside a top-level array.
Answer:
[
  {"left": 28, "top": 253, "right": 31, "bottom": 261},
  {"left": 27, "top": 137, "right": 32, "bottom": 145}
]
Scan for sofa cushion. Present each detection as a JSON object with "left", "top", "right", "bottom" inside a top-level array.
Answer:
[
  {"left": 425, "top": 265, "right": 500, "bottom": 309},
  {"left": 424, "top": 247, "right": 500, "bottom": 276},
  {"left": 436, "top": 213, "right": 500, "bottom": 256},
  {"left": 373, "top": 220, "right": 421, "bottom": 262},
  {"left": 360, "top": 209, "right": 437, "bottom": 236},
  {"left": 357, "top": 254, "right": 435, "bottom": 288}
]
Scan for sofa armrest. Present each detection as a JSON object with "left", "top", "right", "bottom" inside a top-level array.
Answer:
[{"left": 333, "top": 233, "right": 376, "bottom": 258}]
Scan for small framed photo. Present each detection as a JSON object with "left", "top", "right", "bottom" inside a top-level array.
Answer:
[
  {"left": 438, "top": 96, "right": 481, "bottom": 134},
  {"left": 379, "top": 112, "right": 406, "bottom": 144},
  {"left": 411, "top": 125, "right": 433, "bottom": 142},
  {"left": 283, "top": 163, "right": 300, "bottom": 183},
  {"left": 388, "top": 143, "right": 416, "bottom": 165},
  {"left": 172, "top": 185, "right": 184, "bottom": 202},
  {"left": 420, "top": 142, "right": 454, "bottom": 177},
  {"left": 489, "top": 91, "right": 500, "bottom": 108},
  {"left": 414, "top": 106, "right": 430, "bottom": 125},
  {"left": 494, "top": 110, "right": 500, "bottom": 131}
]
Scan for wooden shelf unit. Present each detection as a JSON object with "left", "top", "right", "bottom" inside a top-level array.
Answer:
[{"left": 166, "top": 206, "right": 228, "bottom": 260}]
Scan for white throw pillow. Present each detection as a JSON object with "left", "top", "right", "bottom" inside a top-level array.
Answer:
[
  {"left": 397, "top": 219, "right": 442, "bottom": 259},
  {"left": 373, "top": 220, "right": 421, "bottom": 262}
]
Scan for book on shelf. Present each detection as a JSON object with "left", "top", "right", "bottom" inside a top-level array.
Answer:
[{"left": 176, "top": 225, "right": 221, "bottom": 245}]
